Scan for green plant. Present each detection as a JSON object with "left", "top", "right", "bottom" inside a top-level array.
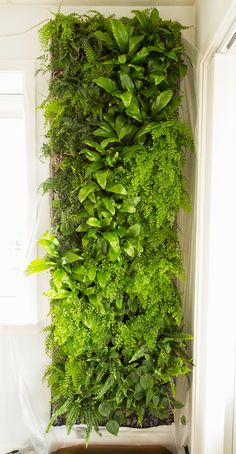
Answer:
[{"left": 26, "top": 8, "right": 193, "bottom": 442}]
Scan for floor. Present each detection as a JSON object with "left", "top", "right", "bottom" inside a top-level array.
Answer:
[{"left": 52, "top": 446, "right": 174, "bottom": 454}]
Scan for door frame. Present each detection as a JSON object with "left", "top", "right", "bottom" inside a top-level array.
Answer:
[{"left": 192, "top": 3, "right": 236, "bottom": 453}]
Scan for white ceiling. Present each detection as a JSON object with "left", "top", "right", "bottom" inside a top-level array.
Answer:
[{"left": 0, "top": 0, "right": 195, "bottom": 5}]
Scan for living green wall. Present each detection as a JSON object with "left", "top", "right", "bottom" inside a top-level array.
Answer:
[{"left": 27, "top": 8, "right": 193, "bottom": 441}]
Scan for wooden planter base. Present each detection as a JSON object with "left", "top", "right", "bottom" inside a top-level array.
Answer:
[{"left": 52, "top": 446, "right": 173, "bottom": 454}]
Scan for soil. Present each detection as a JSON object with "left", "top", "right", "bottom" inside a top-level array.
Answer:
[{"left": 53, "top": 407, "right": 174, "bottom": 428}]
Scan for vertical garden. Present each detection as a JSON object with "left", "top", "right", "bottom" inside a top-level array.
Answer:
[{"left": 27, "top": 8, "right": 193, "bottom": 441}]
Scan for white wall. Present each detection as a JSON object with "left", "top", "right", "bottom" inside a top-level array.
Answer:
[
  {"left": 192, "top": 50, "right": 236, "bottom": 454},
  {"left": 0, "top": 4, "right": 195, "bottom": 453},
  {"left": 195, "top": 0, "right": 236, "bottom": 52}
]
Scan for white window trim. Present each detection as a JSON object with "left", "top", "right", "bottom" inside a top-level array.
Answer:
[{"left": 192, "top": 4, "right": 236, "bottom": 453}]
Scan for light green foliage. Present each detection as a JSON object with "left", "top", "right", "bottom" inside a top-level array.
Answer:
[{"left": 27, "top": 7, "right": 193, "bottom": 440}]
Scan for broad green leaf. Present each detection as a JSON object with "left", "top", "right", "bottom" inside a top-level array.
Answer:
[
  {"left": 115, "top": 115, "right": 136, "bottom": 141},
  {"left": 38, "top": 238, "right": 59, "bottom": 256},
  {"left": 129, "top": 34, "right": 145, "bottom": 54},
  {"left": 25, "top": 258, "right": 53, "bottom": 275},
  {"left": 181, "top": 415, "right": 187, "bottom": 425},
  {"left": 93, "top": 122, "right": 115, "bottom": 138},
  {"left": 89, "top": 295, "right": 106, "bottom": 314},
  {"left": 102, "top": 197, "right": 116, "bottom": 215},
  {"left": 71, "top": 265, "right": 86, "bottom": 280},
  {"left": 83, "top": 139, "right": 104, "bottom": 153},
  {"left": 150, "top": 8, "right": 160, "bottom": 27},
  {"left": 103, "top": 113, "right": 116, "bottom": 129},
  {"left": 117, "top": 91, "right": 132, "bottom": 108},
  {"left": 123, "top": 241, "right": 135, "bottom": 257},
  {"left": 106, "top": 151, "right": 119, "bottom": 168},
  {"left": 53, "top": 268, "right": 66, "bottom": 289},
  {"left": 149, "top": 73, "right": 166, "bottom": 85},
  {"left": 126, "top": 237, "right": 140, "bottom": 251},
  {"left": 152, "top": 90, "right": 173, "bottom": 113},
  {"left": 129, "top": 63, "right": 145, "bottom": 74},
  {"left": 85, "top": 160, "right": 104, "bottom": 178},
  {"left": 146, "top": 389, "right": 153, "bottom": 405},
  {"left": 128, "top": 298, "right": 138, "bottom": 313},
  {"left": 127, "top": 224, "right": 141, "bottom": 236},
  {"left": 115, "top": 299, "right": 123, "bottom": 310},
  {"left": 87, "top": 265, "right": 96, "bottom": 282},
  {"left": 62, "top": 251, "right": 82, "bottom": 265},
  {"left": 94, "top": 31, "right": 114, "bottom": 47},
  {"left": 84, "top": 199, "right": 94, "bottom": 216},
  {"left": 101, "top": 217, "right": 112, "bottom": 227},
  {"left": 106, "top": 420, "right": 119, "bottom": 436},
  {"left": 81, "top": 148, "right": 100, "bottom": 162},
  {"left": 101, "top": 137, "right": 119, "bottom": 148},
  {"left": 97, "top": 271, "right": 109, "bottom": 289},
  {"left": 126, "top": 95, "right": 142, "bottom": 122},
  {"left": 126, "top": 197, "right": 141, "bottom": 206},
  {"left": 95, "top": 170, "right": 109, "bottom": 189},
  {"left": 179, "top": 63, "right": 187, "bottom": 78},
  {"left": 135, "top": 122, "right": 158, "bottom": 140},
  {"left": 76, "top": 223, "right": 89, "bottom": 233},
  {"left": 86, "top": 217, "right": 101, "bottom": 228},
  {"left": 119, "top": 72, "right": 134, "bottom": 92},
  {"left": 118, "top": 124, "right": 136, "bottom": 141},
  {"left": 118, "top": 54, "right": 127, "bottom": 64},
  {"left": 114, "top": 410, "right": 126, "bottom": 425},
  {"left": 94, "top": 77, "right": 118, "bottom": 95},
  {"left": 87, "top": 228, "right": 98, "bottom": 239},
  {"left": 128, "top": 371, "right": 139, "bottom": 384},
  {"left": 84, "top": 287, "right": 95, "bottom": 296},
  {"left": 79, "top": 183, "right": 97, "bottom": 204},
  {"left": 132, "top": 47, "right": 149, "bottom": 64},
  {"left": 98, "top": 402, "right": 113, "bottom": 418},
  {"left": 167, "top": 50, "right": 178, "bottom": 61},
  {"left": 103, "top": 231, "right": 120, "bottom": 253},
  {"left": 115, "top": 114, "right": 126, "bottom": 136},
  {"left": 172, "top": 399, "right": 185, "bottom": 409},
  {"left": 147, "top": 44, "right": 165, "bottom": 53},
  {"left": 132, "top": 10, "right": 148, "bottom": 31},
  {"left": 122, "top": 144, "right": 143, "bottom": 159},
  {"left": 39, "top": 230, "right": 59, "bottom": 247},
  {"left": 110, "top": 19, "right": 129, "bottom": 53},
  {"left": 140, "top": 374, "right": 154, "bottom": 390},
  {"left": 119, "top": 203, "right": 136, "bottom": 213},
  {"left": 106, "top": 183, "right": 127, "bottom": 195},
  {"left": 46, "top": 288, "right": 70, "bottom": 300},
  {"left": 109, "top": 247, "right": 120, "bottom": 261}
]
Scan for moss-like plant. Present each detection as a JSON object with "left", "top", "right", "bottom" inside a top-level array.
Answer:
[{"left": 26, "top": 8, "right": 193, "bottom": 442}]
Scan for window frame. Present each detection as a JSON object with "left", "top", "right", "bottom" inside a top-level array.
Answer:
[{"left": 0, "top": 60, "right": 38, "bottom": 325}]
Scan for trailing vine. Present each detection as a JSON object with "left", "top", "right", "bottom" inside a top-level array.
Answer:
[{"left": 26, "top": 8, "right": 193, "bottom": 442}]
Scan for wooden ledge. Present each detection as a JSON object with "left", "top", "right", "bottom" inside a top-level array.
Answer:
[{"left": 52, "top": 446, "right": 173, "bottom": 454}]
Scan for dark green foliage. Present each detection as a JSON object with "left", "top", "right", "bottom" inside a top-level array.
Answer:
[{"left": 27, "top": 8, "right": 193, "bottom": 441}]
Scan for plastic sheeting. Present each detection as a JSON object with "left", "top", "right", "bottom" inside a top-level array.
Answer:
[
  {"left": 0, "top": 41, "right": 197, "bottom": 454},
  {"left": 0, "top": 327, "right": 187, "bottom": 454}
]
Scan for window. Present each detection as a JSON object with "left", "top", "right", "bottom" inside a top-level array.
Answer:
[{"left": 0, "top": 69, "right": 37, "bottom": 324}]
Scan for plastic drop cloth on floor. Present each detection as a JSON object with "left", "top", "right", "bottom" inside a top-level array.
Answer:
[{"left": 0, "top": 326, "right": 190, "bottom": 454}]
